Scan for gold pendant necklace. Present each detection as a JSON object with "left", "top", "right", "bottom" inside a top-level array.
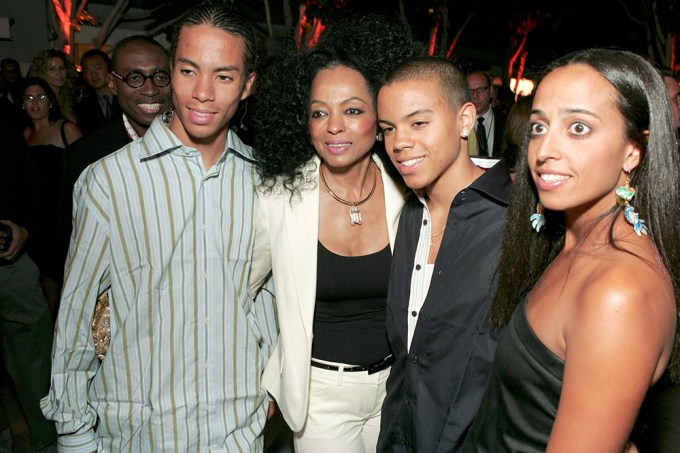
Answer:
[{"left": 320, "top": 161, "right": 378, "bottom": 226}]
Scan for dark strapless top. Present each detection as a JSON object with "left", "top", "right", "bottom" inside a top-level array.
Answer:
[{"left": 462, "top": 297, "right": 564, "bottom": 452}]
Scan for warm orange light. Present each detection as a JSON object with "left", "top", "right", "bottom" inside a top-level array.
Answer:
[
  {"left": 52, "top": 0, "right": 73, "bottom": 54},
  {"left": 510, "top": 78, "right": 535, "bottom": 96}
]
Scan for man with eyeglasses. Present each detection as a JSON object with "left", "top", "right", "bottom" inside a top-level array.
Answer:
[
  {"left": 466, "top": 70, "right": 507, "bottom": 158},
  {"left": 57, "top": 35, "right": 172, "bottom": 284}
]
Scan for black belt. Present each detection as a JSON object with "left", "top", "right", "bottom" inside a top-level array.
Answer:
[{"left": 310, "top": 354, "right": 394, "bottom": 375}]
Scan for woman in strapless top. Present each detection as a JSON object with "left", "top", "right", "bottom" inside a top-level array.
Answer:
[
  {"left": 463, "top": 49, "right": 680, "bottom": 453},
  {"left": 17, "top": 77, "right": 82, "bottom": 318}
]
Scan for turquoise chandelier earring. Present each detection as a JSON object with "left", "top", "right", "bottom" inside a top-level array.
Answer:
[
  {"left": 530, "top": 203, "right": 545, "bottom": 233},
  {"left": 615, "top": 177, "right": 648, "bottom": 236}
]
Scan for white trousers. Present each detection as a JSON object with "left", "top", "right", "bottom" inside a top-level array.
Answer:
[{"left": 294, "top": 360, "right": 390, "bottom": 453}]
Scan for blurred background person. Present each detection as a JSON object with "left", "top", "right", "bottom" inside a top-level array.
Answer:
[
  {"left": 18, "top": 76, "right": 81, "bottom": 317},
  {"left": 0, "top": 118, "right": 57, "bottom": 453},
  {"left": 656, "top": 65, "right": 680, "bottom": 133},
  {"left": 466, "top": 70, "right": 507, "bottom": 158},
  {"left": 75, "top": 49, "right": 119, "bottom": 135},
  {"left": 28, "top": 49, "right": 78, "bottom": 123},
  {"left": 0, "top": 58, "right": 22, "bottom": 125},
  {"left": 500, "top": 95, "right": 532, "bottom": 180}
]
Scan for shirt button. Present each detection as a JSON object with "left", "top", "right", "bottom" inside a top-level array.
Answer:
[
  {"left": 415, "top": 264, "right": 421, "bottom": 271},
  {"left": 204, "top": 362, "right": 209, "bottom": 369},
  {"left": 423, "top": 219, "right": 428, "bottom": 225},
  {"left": 202, "top": 224, "right": 208, "bottom": 231},
  {"left": 203, "top": 318, "right": 209, "bottom": 325},
  {"left": 410, "top": 354, "right": 419, "bottom": 364},
  {"left": 411, "top": 311, "right": 417, "bottom": 317},
  {"left": 202, "top": 272, "right": 208, "bottom": 279}
]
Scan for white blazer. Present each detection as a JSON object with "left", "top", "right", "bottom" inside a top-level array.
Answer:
[{"left": 249, "top": 154, "right": 406, "bottom": 432}]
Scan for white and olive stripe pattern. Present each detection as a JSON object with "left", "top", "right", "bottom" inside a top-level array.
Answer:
[{"left": 41, "top": 117, "right": 278, "bottom": 453}]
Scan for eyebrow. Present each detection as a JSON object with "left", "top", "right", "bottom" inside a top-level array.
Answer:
[
  {"left": 378, "top": 108, "right": 434, "bottom": 125},
  {"left": 531, "top": 107, "right": 601, "bottom": 120},
  {"left": 121, "top": 66, "right": 169, "bottom": 73},
  {"left": 176, "top": 57, "right": 240, "bottom": 73},
  {"left": 310, "top": 96, "right": 369, "bottom": 106}
]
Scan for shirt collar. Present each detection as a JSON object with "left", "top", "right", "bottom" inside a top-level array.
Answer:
[
  {"left": 468, "top": 160, "right": 512, "bottom": 205},
  {"left": 415, "top": 160, "right": 511, "bottom": 207},
  {"left": 478, "top": 107, "right": 494, "bottom": 123},
  {"left": 122, "top": 113, "right": 141, "bottom": 141},
  {"left": 137, "top": 116, "right": 255, "bottom": 163}
]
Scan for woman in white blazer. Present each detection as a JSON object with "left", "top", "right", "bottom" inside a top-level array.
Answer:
[{"left": 250, "top": 16, "right": 422, "bottom": 453}]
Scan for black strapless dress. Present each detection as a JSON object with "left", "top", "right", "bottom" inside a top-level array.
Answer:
[{"left": 462, "top": 297, "right": 564, "bottom": 452}]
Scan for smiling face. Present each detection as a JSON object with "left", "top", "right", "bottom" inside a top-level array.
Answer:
[
  {"left": 528, "top": 64, "right": 641, "bottom": 222},
  {"left": 109, "top": 40, "right": 171, "bottom": 137},
  {"left": 308, "top": 65, "right": 377, "bottom": 171},
  {"left": 378, "top": 77, "right": 474, "bottom": 193},
  {"left": 22, "top": 85, "right": 51, "bottom": 121},
  {"left": 168, "top": 23, "right": 254, "bottom": 153},
  {"left": 44, "top": 56, "right": 67, "bottom": 90}
]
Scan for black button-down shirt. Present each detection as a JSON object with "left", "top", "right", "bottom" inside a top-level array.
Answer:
[{"left": 378, "top": 161, "right": 512, "bottom": 453}]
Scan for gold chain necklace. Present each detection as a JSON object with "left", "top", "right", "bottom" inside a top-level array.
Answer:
[
  {"left": 320, "top": 161, "right": 378, "bottom": 226},
  {"left": 429, "top": 225, "right": 446, "bottom": 247}
]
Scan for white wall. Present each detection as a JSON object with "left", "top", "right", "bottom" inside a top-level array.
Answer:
[{"left": 0, "top": 0, "right": 52, "bottom": 73}]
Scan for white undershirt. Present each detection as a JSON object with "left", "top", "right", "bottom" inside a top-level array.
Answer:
[{"left": 407, "top": 196, "right": 438, "bottom": 350}]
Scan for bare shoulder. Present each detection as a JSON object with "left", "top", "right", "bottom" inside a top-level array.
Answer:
[
  {"left": 576, "top": 248, "right": 673, "bottom": 318},
  {"left": 63, "top": 120, "right": 83, "bottom": 139},
  {"left": 567, "top": 247, "right": 675, "bottom": 368}
]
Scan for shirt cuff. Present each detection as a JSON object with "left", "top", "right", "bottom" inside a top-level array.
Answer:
[{"left": 57, "top": 430, "right": 98, "bottom": 453}]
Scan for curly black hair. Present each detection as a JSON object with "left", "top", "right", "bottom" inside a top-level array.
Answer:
[{"left": 253, "top": 14, "right": 424, "bottom": 197}]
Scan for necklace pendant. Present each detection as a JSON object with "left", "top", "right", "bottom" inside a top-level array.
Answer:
[{"left": 349, "top": 205, "right": 362, "bottom": 225}]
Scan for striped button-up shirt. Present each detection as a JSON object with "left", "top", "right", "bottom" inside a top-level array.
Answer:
[{"left": 41, "top": 117, "right": 278, "bottom": 452}]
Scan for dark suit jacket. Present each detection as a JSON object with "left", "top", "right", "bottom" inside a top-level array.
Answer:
[
  {"left": 378, "top": 162, "right": 511, "bottom": 453},
  {"left": 0, "top": 92, "right": 22, "bottom": 129},
  {"left": 75, "top": 93, "right": 120, "bottom": 135},
  {"left": 491, "top": 108, "right": 507, "bottom": 158},
  {"left": 57, "top": 116, "right": 131, "bottom": 278}
]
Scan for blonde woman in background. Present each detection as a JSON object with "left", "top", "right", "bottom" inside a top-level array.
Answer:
[{"left": 28, "top": 49, "right": 78, "bottom": 123}]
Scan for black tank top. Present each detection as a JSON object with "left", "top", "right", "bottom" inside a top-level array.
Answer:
[
  {"left": 463, "top": 297, "right": 564, "bottom": 452},
  {"left": 313, "top": 241, "right": 392, "bottom": 366}
]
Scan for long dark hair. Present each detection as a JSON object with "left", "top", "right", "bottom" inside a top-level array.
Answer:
[
  {"left": 18, "top": 76, "right": 64, "bottom": 124},
  {"left": 253, "top": 14, "right": 423, "bottom": 198},
  {"left": 490, "top": 48, "right": 680, "bottom": 380}
]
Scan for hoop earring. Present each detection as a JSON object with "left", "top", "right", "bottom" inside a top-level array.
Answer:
[
  {"left": 616, "top": 177, "right": 648, "bottom": 236},
  {"left": 529, "top": 202, "right": 545, "bottom": 233}
]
